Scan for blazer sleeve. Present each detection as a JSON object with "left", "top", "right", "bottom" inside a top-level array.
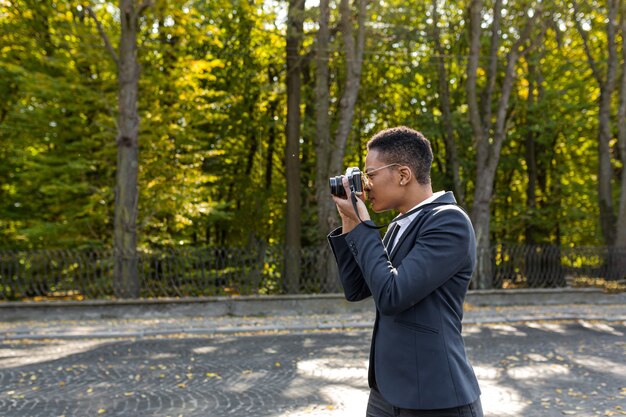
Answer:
[
  {"left": 345, "top": 207, "right": 473, "bottom": 315},
  {"left": 327, "top": 227, "right": 372, "bottom": 301}
]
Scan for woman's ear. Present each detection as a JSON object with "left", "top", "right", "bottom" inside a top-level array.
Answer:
[{"left": 399, "top": 166, "right": 412, "bottom": 185}]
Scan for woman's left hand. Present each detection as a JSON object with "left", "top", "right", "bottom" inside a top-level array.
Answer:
[{"left": 332, "top": 177, "right": 370, "bottom": 233}]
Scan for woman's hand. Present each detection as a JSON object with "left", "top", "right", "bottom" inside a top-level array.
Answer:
[{"left": 331, "top": 177, "right": 370, "bottom": 234}]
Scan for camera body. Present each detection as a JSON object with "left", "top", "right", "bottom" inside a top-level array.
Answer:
[{"left": 329, "top": 167, "right": 363, "bottom": 198}]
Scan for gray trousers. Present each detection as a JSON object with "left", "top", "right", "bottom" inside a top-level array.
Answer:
[{"left": 366, "top": 388, "right": 484, "bottom": 417}]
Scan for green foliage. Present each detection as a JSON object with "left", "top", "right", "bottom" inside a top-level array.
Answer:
[{"left": 0, "top": 0, "right": 624, "bottom": 251}]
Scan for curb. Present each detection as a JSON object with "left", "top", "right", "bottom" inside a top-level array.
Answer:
[
  {"left": 1, "top": 289, "right": 624, "bottom": 323},
  {"left": 2, "top": 312, "right": 625, "bottom": 341}
]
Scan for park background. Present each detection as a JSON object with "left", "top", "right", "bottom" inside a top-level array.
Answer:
[{"left": 0, "top": 0, "right": 625, "bottom": 300}]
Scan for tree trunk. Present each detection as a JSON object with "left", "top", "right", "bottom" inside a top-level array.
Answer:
[
  {"left": 312, "top": 0, "right": 333, "bottom": 292},
  {"left": 575, "top": 0, "right": 619, "bottom": 247},
  {"left": 284, "top": 0, "right": 304, "bottom": 293},
  {"left": 614, "top": 1, "right": 626, "bottom": 278},
  {"left": 431, "top": 0, "right": 464, "bottom": 205},
  {"left": 525, "top": 72, "right": 538, "bottom": 245},
  {"left": 327, "top": 0, "right": 367, "bottom": 174},
  {"left": 111, "top": 0, "right": 146, "bottom": 298},
  {"left": 466, "top": 0, "right": 483, "bottom": 148},
  {"left": 315, "top": 0, "right": 332, "bottom": 237},
  {"left": 265, "top": 97, "right": 278, "bottom": 190},
  {"left": 574, "top": 0, "right": 622, "bottom": 278},
  {"left": 600, "top": 0, "right": 619, "bottom": 248},
  {"left": 480, "top": 0, "right": 503, "bottom": 137},
  {"left": 598, "top": 89, "right": 617, "bottom": 247},
  {"left": 466, "top": 0, "right": 489, "bottom": 289},
  {"left": 524, "top": 58, "right": 554, "bottom": 241}
]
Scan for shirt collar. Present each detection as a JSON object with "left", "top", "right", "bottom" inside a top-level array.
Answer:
[{"left": 394, "top": 191, "right": 446, "bottom": 228}]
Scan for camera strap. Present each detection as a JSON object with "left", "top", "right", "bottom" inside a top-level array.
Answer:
[{"left": 349, "top": 191, "right": 461, "bottom": 230}]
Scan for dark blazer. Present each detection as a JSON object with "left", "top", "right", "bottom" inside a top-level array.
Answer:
[{"left": 327, "top": 191, "right": 480, "bottom": 410}]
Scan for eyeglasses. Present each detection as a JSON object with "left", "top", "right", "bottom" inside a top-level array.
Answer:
[{"left": 362, "top": 163, "right": 402, "bottom": 188}]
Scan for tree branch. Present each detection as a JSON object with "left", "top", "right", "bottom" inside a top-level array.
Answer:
[
  {"left": 137, "top": 0, "right": 153, "bottom": 17},
  {"left": 85, "top": 6, "right": 119, "bottom": 67},
  {"left": 466, "top": 0, "right": 483, "bottom": 148},
  {"left": 572, "top": 1, "right": 603, "bottom": 86},
  {"left": 490, "top": 7, "right": 543, "bottom": 168},
  {"left": 514, "top": 6, "right": 543, "bottom": 58},
  {"left": 481, "top": 0, "right": 502, "bottom": 134}
]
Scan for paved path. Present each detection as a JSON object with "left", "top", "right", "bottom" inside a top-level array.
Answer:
[
  {"left": 0, "top": 305, "right": 625, "bottom": 416},
  {"left": 1, "top": 304, "right": 625, "bottom": 340}
]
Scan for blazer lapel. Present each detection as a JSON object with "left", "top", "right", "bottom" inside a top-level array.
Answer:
[
  {"left": 388, "top": 196, "right": 455, "bottom": 260},
  {"left": 389, "top": 209, "right": 423, "bottom": 260}
]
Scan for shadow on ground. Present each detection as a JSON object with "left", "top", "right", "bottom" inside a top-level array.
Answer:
[{"left": 0, "top": 322, "right": 624, "bottom": 417}]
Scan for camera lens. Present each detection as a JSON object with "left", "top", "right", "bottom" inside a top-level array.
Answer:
[{"left": 329, "top": 175, "right": 346, "bottom": 198}]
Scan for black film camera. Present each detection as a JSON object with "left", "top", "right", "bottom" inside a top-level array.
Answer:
[{"left": 329, "top": 167, "right": 363, "bottom": 199}]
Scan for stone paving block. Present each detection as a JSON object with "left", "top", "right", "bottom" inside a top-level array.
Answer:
[{"left": 0, "top": 322, "right": 625, "bottom": 416}]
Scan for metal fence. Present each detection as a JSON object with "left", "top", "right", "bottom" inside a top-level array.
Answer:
[
  {"left": 0, "top": 245, "right": 338, "bottom": 300},
  {"left": 487, "top": 244, "right": 626, "bottom": 289},
  {"left": 1, "top": 244, "right": 625, "bottom": 301}
]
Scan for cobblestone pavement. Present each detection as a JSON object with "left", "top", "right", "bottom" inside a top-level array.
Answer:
[{"left": 0, "top": 320, "right": 625, "bottom": 417}]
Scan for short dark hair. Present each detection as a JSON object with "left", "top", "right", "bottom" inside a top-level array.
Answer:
[{"left": 367, "top": 126, "right": 433, "bottom": 185}]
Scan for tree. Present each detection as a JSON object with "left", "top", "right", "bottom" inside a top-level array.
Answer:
[
  {"left": 86, "top": 0, "right": 152, "bottom": 298},
  {"left": 617, "top": 0, "right": 626, "bottom": 251},
  {"left": 574, "top": 0, "right": 626, "bottom": 278},
  {"left": 573, "top": 0, "right": 620, "bottom": 248},
  {"left": 430, "top": 0, "right": 464, "bottom": 205},
  {"left": 312, "top": 0, "right": 368, "bottom": 290},
  {"left": 466, "top": 0, "right": 543, "bottom": 288},
  {"left": 0, "top": 1, "right": 117, "bottom": 250},
  {"left": 3, "top": 0, "right": 626, "bottom": 296},
  {"left": 284, "top": 0, "right": 305, "bottom": 292}
]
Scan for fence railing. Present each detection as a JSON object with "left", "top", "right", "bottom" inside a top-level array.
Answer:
[
  {"left": 1, "top": 244, "right": 625, "bottom": 301},
  {"left": 485, "top": 244, "right": 626, "bottom": 289}
]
